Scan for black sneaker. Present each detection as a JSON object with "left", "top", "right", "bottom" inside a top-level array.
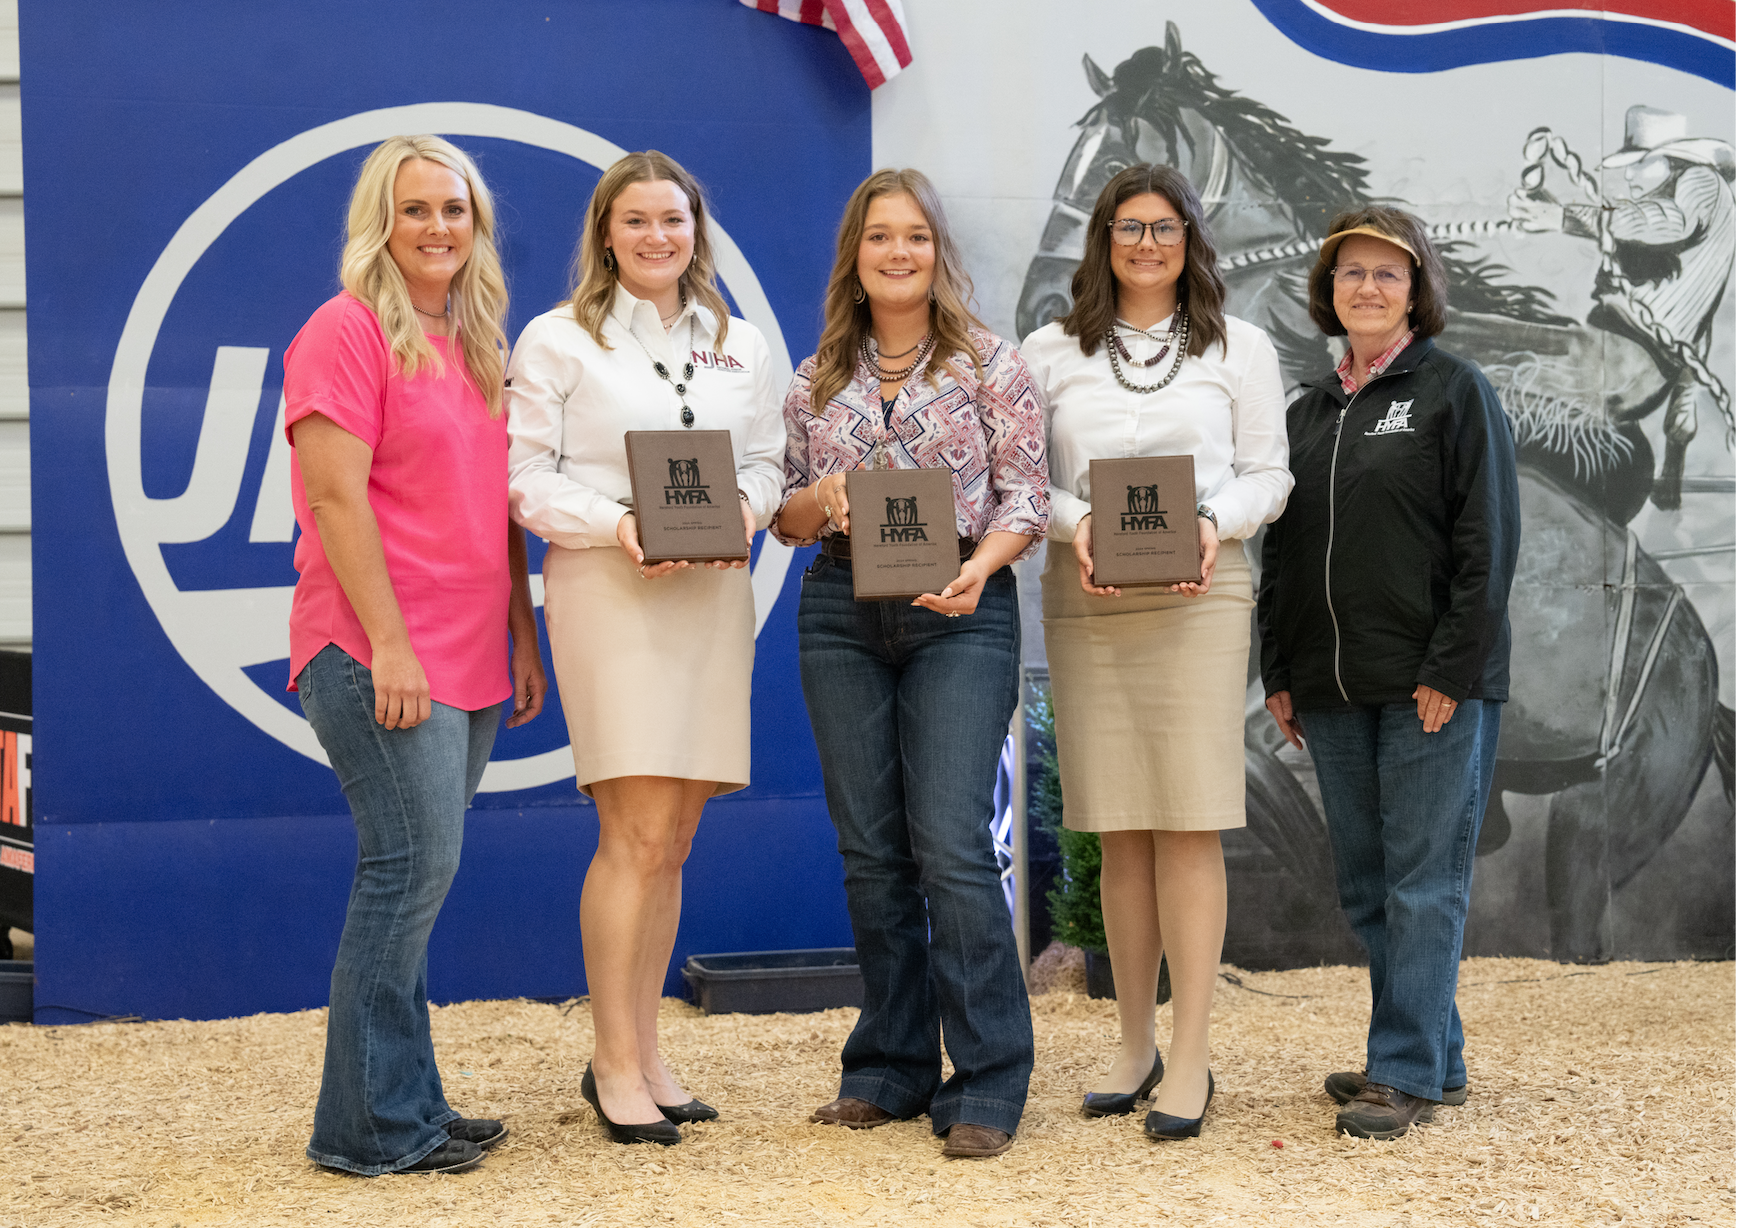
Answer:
[
  {"left": 447, "top": 1118, "right": 509, "bottom": 1150},
  {"left": 1335, "top": 1083, "right": 1433, "bottom": 1141},
  {"left": 396, "top": 1138, "right": 485, "bottom": 1174}
]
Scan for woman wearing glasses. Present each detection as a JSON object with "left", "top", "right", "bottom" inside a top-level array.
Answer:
[
  {"left": 506, "top": 151, "right": 785, "bottom": 1145},
  {"left": 1020, "top": 164, "right": 1290, "bottom": 1141},
  {"left": 1257, "top": 206, "right": 1519, "bottom": 1142},
  {"left": 771, "top": 169, "right": 1048, "bottom": 1159}
]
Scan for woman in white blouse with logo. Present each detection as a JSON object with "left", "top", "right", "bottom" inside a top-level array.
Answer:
[
  {"left": 506, "top": 151, "right": 784, "bottom": 1146},
  {"left": 1021, "top": 164, "right": 1291, "bottom": 1141}
]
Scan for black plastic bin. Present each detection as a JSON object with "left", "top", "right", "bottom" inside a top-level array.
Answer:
[
  {"left": 682, "top": 948, "right": 863, "bottom": 1015},
  {"left": 0, "top": 960, "right": 31, "bottom": 1024}
]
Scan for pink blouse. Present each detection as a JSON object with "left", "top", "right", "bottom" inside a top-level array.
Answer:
[
  {"left": 773, "top": 327, "right": 1049, "bottom": 556},
  {"left": 283, "top": 292, "right": 512, "bottom": 712}
]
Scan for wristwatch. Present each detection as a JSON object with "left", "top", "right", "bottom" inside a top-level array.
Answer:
[{"left": 1196, "top": 503, "right": 1217, "bottom": 527}]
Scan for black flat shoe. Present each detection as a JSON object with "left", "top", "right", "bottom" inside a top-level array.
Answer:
[
  {"left": 394, "top": 1138, "right": 484, "bottom": 1174},
  {"left": 446, "top": 1118, "right": 509, "bottom": 1150},
  {"left": 1144, "top": 1070, "right": 1214, "bottom": 1141},
  {"left": 658, "top": 1098, "right": 719, "bottom": 1124},
  {"left": 1081, "top": 1050, "right": 1165, "bottom": 1118},
  {"left": 580, "top": 1062, "right": 681, "bottom": 1146}
]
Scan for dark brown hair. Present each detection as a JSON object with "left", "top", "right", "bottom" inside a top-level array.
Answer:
[
  {"left": 1307, "top": 205, "right": 1447, "bottom": 339},
  {"left": 808, "top": 168, "right": 984, "bottom": 415},
  {"left": 1057, "top": 164, "right": 1227, "bottom": 360}
]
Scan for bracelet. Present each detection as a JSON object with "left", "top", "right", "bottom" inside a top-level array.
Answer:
[
  {"left": 813, "top": 478, "right": 834, "bottom": 527},
  {"left": 1196, "top": 503, "right": 1217, "bottom": 527}
]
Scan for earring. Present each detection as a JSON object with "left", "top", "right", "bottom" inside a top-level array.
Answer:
[
  {"left": 852, "top": 278, "right": 866, "bottom": 304},
  {"left": 604, "top": 248, "right": 616, "bottom": 272}
]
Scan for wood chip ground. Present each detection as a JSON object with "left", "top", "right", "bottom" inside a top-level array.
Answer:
[{"left": 0, "top": 950, "right": 1730, "bottom": 1227}]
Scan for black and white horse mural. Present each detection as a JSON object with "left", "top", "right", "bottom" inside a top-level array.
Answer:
[{"left": 1021, "top": 27, "right": 1735, "bottom": 965}]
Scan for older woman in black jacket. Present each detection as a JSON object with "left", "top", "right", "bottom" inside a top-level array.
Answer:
[{"left": 1257, "top": 205, "right": 1519, "bottom": 1142}]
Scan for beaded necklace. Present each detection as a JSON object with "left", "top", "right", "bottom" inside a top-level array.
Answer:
[
  {"left": 861, "top": 332, "right": 935, "bottom": 383},
  {"left": 861, "top": 334, "right": 935, "bottom": 470},
  {"left": 1111, "top": 310, "right": 1183, "bottom": 368},
  {"left": 1106, "top": 308, "right": 1190, "bottom": 394}
]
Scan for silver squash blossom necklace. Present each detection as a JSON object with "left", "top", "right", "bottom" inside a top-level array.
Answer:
[{"left": 626, "top": 314, "right": 700, "bottom": 427}]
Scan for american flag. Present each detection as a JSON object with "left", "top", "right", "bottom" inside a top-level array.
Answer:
[{"left": 742, "top": 0, "right": 913, "bottom": 88}]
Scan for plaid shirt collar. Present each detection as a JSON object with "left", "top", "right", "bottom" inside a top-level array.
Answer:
[{"left": 1337, "top": 329, "right": 1417, "bottom": 395}]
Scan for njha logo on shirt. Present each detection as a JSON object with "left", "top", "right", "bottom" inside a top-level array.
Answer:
[
  {"left": 692, "top": 350, "right": 746, "bottom": 370},
  {"left": 1366, "top": 399, "right": 1415, "bottom": 437}
]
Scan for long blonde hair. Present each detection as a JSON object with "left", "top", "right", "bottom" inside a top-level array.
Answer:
[
  {"left": 339, "top": 135, "right": 509, "bottom": 416},
  {"left": 566, "top": 151, "right": 730, "bottom": 350},
  {"left": 809, "top": 169, "right": 984, "bottom": 415}
]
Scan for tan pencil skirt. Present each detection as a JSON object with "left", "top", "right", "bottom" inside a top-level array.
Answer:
[
  {"left": 541, "top": 544, "right": 753, "bottom": 796},
  {"left": 1040, "top": 538, "right": 1253, "bottom": 832}
]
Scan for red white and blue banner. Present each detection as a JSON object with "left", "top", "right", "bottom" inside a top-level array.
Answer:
[
  {"left": 1253, "top": 0, "right": 1736, "bottom": 86},
  {"left": 743, "top": 0, "right": 913, "bottom": 87}
]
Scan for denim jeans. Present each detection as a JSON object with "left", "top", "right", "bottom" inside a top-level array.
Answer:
[
  {"left": 1298, "top": 700, "right": 1503, "bottom": 1102},
  {"left": 798, "top": 559, "right": 1033, "bottom": 1137},
  {"left": 298, "top": 644, "right": 501, "bottom": 1174}
]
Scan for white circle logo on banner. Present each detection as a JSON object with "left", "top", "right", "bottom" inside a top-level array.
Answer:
[{"left": 104, "top": 102, "right": 795, "bottom": 792}]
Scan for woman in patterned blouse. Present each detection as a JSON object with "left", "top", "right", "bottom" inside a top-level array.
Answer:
[{"left": 771, "top": 168, "right": 1049, "bottom": 1160}]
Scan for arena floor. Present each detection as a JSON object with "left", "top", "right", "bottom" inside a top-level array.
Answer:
[{"left": 0, "top": 950, "right": 1730, "bottom": 1227}]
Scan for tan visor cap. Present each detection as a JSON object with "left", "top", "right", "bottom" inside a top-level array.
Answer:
[{"left": 1319, "top": 225, "right": 1419, "bottom": 265}]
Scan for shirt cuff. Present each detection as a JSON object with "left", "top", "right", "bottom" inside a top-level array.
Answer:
[{"left": 1047, "top": 491, "right": 1091, "bottom": 542}]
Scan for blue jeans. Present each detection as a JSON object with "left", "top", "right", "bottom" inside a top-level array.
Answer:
[
  {"left": 797, "top": 559, "right": 1033, "bottom": 1137},
  {"left": 1298, "top": 700, "right": 1503, "bottom": 1102},
  {"left": 298, "top": 644, "right": 501, "bottom": 1174}
]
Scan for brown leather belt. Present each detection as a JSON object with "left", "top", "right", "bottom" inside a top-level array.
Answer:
[{"left": 821, "top": 534, "right": 976, "bottom": 562}]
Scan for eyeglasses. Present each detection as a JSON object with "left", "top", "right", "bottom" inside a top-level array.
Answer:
[
  {"left": 1109, "top": 218, "right": 1188, "bottom": 247},
  {"left": 1333, "top": 264, "right": 1411, "bottom": 288}
]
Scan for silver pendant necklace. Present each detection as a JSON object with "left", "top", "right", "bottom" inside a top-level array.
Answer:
[{"left": 626, "top": 314, "right": 699, "bottom": 427}]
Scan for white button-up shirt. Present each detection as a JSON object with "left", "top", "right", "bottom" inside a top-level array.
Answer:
[
  {"left": 506, "top": 283, "right": 786, "bottom": 550},
  {"left": 1020, "top": 313, "right": 1293, "bottom": 543}
]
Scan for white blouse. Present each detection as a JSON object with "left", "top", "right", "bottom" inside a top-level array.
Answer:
[
  {"left": 506, "top": 283, "right": 786, "bottom": 550},
  {"left": 1020, "top": 313, "right": 1292, "bottom": 543}
]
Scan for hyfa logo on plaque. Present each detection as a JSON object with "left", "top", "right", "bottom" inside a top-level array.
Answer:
[
  {"left": 845, "top": 467, "right": 960, "bottom": 600},
  {"left": 626, "top": 429, "right": 749, "bottom": 567},
  {"left": 881, "top": 496, "right": 927, "bottom": 542},
  {"left": 1089, "top": 455, "right": 1199, "bottom": 588},
  {"left": 665, "top": 458, "right": 710, "bottom": 504},
  {"left": 1121, "top": 484, "right": 1168, "bottom": 530}
]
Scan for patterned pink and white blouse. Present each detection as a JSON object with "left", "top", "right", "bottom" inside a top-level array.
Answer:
[{"left": 773, "top": 327, "right": 1050, "bottom": 558}]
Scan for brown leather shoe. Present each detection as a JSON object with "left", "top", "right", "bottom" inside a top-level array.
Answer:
[
  {"left": 942, "top": 1123, "right": 1013, "bottom": 1158},
  {"left": 809, "top": 1097, "right": 895, "bottom": 1129},
  {"left": 1335, "top": 1082, "right": 1433, "bottom": 1140}
]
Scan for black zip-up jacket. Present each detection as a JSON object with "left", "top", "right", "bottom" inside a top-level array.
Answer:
[{"left": 1257, "top": 335, "right": 1520, "bottom": 710}]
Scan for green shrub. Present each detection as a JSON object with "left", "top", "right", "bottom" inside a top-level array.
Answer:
[{"left": 1029, "top": 688, "right": 1106, "bottom": 954}]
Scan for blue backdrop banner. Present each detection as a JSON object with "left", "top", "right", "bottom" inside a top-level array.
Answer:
[{"left": 25, "top": 0, "right": 867, "bottom": 1022}]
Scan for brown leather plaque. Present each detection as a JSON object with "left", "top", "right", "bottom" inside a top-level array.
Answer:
[
  {"left": 844, "top": 468, "right": 962, "bottom": 601},
  {"left": 624, "top": 430, "right": 750, "bottom": 564},
  {"left": 1088, "top": 455, "right": 1202, "bottom": 587}
]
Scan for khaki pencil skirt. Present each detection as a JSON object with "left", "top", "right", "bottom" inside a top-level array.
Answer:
[
  {"left": 1040, "top": 539, "right": 1253, "bottom": 832},
  {"left": 541, "top": 544, "right": 753, "bottom": 796}
]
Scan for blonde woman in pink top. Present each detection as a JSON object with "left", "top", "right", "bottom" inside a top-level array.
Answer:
[{"left": 285, "top": 136, "right": 544, "bottom": 1177}]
